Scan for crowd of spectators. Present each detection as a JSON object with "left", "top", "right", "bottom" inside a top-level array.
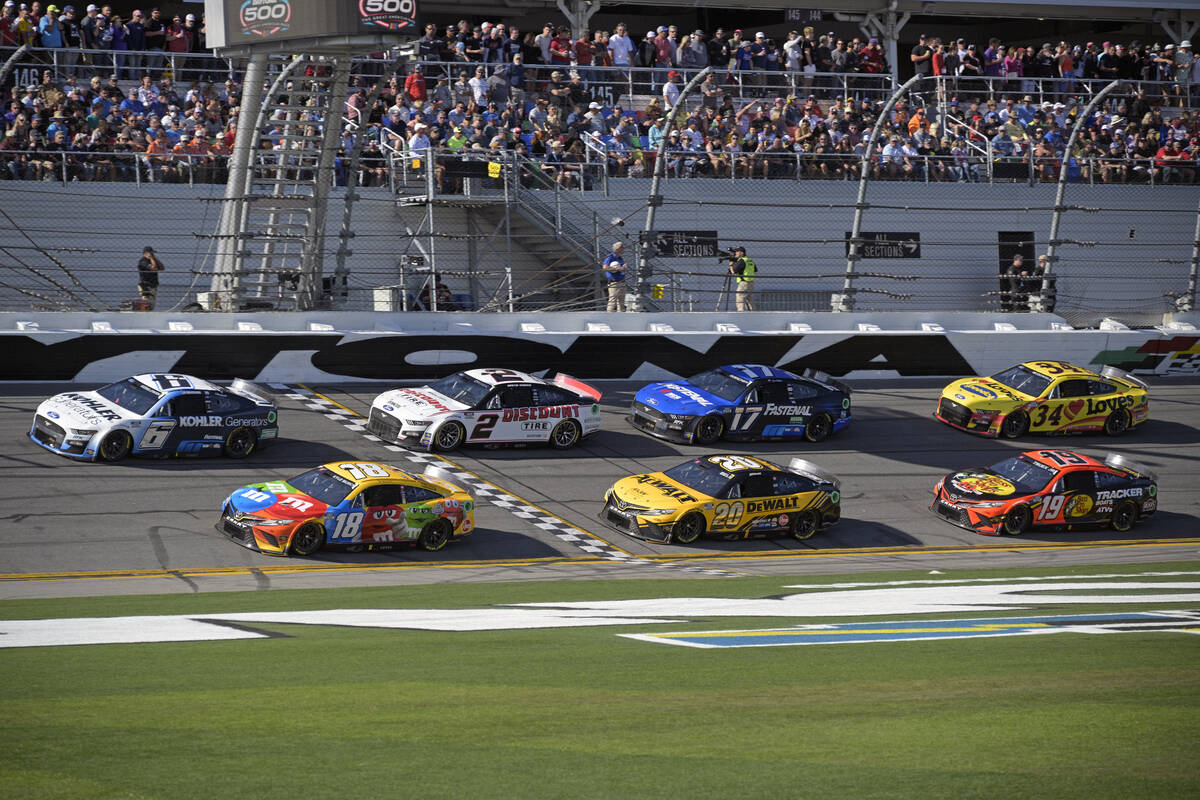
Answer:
[{"left": 3, "top": 5, "right": 1200, "bottom": 186}]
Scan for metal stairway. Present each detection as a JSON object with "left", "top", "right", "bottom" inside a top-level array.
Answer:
[{"left": 208, "top": 55, "right": 353, "bottom": 310}]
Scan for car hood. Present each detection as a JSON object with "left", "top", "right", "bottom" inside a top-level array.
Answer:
[
  {"left": 611, "top": 472, "right": 704, "bottom": 510},
  {"left": 228, "top": 483, "right": 330, "bottom": 519},
  {"left": 374, "top": 387, "right": 468, "bottom": 420},
  {"left": 943, "top": 469, "right": 1025, "bottom": 500},
  {"left": 37, "top": 390, "right": 138, "bottom": 428},
  {"left": 635, "top": 381, "right": 728, "bottom": 416},
  {"left": 941, "top": 377, "right": 1032, "bottom": 408}
]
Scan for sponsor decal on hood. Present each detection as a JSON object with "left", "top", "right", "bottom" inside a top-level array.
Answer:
[
  {"left": 41, "top": 391, "right": 134, "bottom": 426},
  {"left": 379, "top": 388, "right": 467, "bottom": 418}
]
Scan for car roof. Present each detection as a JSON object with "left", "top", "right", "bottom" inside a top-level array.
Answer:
[
  {"left": 461, "top": 368, "right": 539, "bottom": 386},
  {"left": 700, "top": 454, "right": 782, "bottom": 472},
  {"left": 1019, "top": 361, "right": 1096, "bottom": 379},
  {"left": 717, "top": 364, "right": 799, "bottom": 382},
  {"left": 1020, "top": 450, "right": 1107, "bottom": 470},
  {"left": 321, "top": 462, "right": 415, "bottom": 485},
  {"left": 130, "top": 373, "right": 223, "bottom": 393}
]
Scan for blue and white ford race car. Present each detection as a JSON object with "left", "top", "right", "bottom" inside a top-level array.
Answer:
[
  {"left": 30, "top": 373, "right": 278, "bottom": 461},
  {"left": 368, "top": 368, "right": 603, "bottom": 452},
  {"left": 629, "top": 364, "right": 852, "bottom": 445}
]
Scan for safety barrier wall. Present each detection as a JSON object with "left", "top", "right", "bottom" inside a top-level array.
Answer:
[{"left": 3, "top": 311, "right": 1198, "bottom": 383}]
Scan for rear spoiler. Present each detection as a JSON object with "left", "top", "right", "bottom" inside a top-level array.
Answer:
[
  {"left": 228, "top": 378, "right": 274, "bottom": 404},
  {"left": 1099, "top": 365, "right": 1149, "bottom": 391},
  {"left": 802, "top": 368, "right": 852, "bottom": 397},
  {"left": 548, "top": 372, "right": 602, "bottom": 402}
]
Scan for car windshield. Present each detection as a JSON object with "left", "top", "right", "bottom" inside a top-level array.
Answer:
[
  {"left": 95, "top": 378, "right": 161, "bottom": 415},
  {"left": 989, "top": 365, "right": 1052, "bottom": 397},
  {"left": 663, "top": 459, "right": 734, "bottom": 497},
  {"left": 686, "top": 369, "right": 749, "bottom": 402},
  {"left": 427, "top": 372, "right": 491, "bottom": 407},
  {"left": 988, "top": 455, "right": 1057, "bottom": 493},
  {"left": 287, "top": 467, "right": 355, "bottom": 506}
]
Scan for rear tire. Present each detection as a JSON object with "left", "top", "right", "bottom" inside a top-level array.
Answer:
[
  {"left": 98, "top": 430, "right": 132, "bottom": 462},
  {"left": 1110, "top": 500, "right": 1137, "bottom": 532},
  {"left": 694, "top": 415, "right": 724, "bottom": 446},
  {"left": 803, "top": 413, "right": 833, "bottom": 443},
  {"left": 433, "top": 422, "right": 465, "bottom": 452},
  {"left": 1103, "top": 409, "right": 1130, "bottom": 437},
  {"left": 549, "top": 419, "right": 581, "bottom": 450},
  {"left": 419, "top": 519, "right": 452, "bottom": 551},
  {"left": 672, "top": 513, "right": 705, "bottom": 544},
  {"left": 790, "top": 510, "right": 820, "bottom": 540},
  {"left": 224, "top": 426, "right": 256, "bottom": 459},
  {"left": 1002, "top": 504, "right": 1033, "bottom": 535},
  {"left": 291, "top": 522, "right": 325, "bottom": 556},
  {"left": 1001, "top": 411, "right": 1029, "bottom": 439}
]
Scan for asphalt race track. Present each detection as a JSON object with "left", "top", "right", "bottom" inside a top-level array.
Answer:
[{"left": 1, "top": 378, "right": 1198, "bottom": 598}]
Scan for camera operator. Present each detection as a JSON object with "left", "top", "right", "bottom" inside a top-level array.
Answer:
[{"left": 728, "top": 245, "right": 757, "bottom": 311}]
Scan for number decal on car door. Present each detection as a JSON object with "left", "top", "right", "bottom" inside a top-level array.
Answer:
[
  {"left": 330, "top": 511, "right": 364, "bottom": 541},
  {"left": 712, "top": 501, "right": 745, "bottom": 529},
  {"left": 470, "top": 414, "right": 499, "bottom": 439},
  {"left": 1038, "top": 495, "right": 1066, "bottom": 520},
  {"left": 139, "top": 421, "right": 176, "bottom": 449}
]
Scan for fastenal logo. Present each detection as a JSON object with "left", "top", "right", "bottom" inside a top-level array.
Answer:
[
  {"left": 240, "top": 0, "right": 291, "bottom": 37},
  {"left": 359, "top": 0, "right": 417, "bottom": 31}
]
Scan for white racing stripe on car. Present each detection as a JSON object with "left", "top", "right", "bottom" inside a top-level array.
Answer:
[{"left": 272, "top": 384, "right": 731, "bottom": 577}]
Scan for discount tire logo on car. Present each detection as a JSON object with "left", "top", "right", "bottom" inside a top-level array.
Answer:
[{"left": 359, "top": 0, "right": 417, "bottom": 30}]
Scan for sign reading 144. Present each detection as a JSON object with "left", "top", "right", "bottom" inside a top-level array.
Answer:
[{"left": 360, "top": 0, "right": 418, "bottom": 30}]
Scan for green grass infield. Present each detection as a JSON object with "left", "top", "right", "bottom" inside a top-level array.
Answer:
[{"left": 3, "top": 561, "right": 1199, "bottom": 799}]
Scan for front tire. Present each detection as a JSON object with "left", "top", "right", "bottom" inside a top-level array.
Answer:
[
  {"left": 1110, "top": 500, "right": 1138, "bottom": 532},
  {"left": 790, "top": 510, "right": 820, "bottom": 540},
  {"left": 694, "top": 415, "right": 724, "bottom": 446},
  {"left": 1001, "top": 410, "right": 1030, "bottom": 439},
  {"left": 291, "top": 522, "right": 325, "bottom": 556},
  {"left": 549, "top": 419, "right": 581, "bottom": 450},
  {"left": 433, "top": 421, "right": 465, "bottom": 452},
  {"left": 419, "top": 519, "right": 452, "bottom": 551},
  {"left": 1002, "top": 504, "right": 1033, "bottom": 535},
  {"left": 224, "top": 426, "right": 256, "bottom": 459},
  {"left": 98, "top": 430, "right": 132, "bottom": 462},
  {"left": 672, "top": 513, "right": 706, "bottom": 544},
  {"left": 804, "top": 413, "right": 833, "bottom": 443},
  {"left": 1103, "top": 409, "right": 1130, "bottom": 437}
]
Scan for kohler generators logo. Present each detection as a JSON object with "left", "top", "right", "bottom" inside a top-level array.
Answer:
[
  {"left": 240, "top": 0, "right": 292, "bottom": 37},
  {"left": 359, "top": 0, "right": 417, "bottom": 30}
]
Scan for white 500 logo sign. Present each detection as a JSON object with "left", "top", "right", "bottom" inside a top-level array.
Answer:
[
  {"left": 359, "top": 0, "right": 417, "bottom": 31},
  {"left": 240, "top": 0, "right": 291, "bottom": 37}
]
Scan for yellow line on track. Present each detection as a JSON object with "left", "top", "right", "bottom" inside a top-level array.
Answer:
[{"left": 3, "top": 538, "right": 1196, "bottom": 584}]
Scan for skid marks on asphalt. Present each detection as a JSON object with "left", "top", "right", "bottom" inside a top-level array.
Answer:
[{"left": 271, "top": 384, "right": 732, "bottom": 577}]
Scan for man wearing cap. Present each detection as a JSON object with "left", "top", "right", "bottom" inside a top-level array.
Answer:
[
  {"left": 662, "top": 69, "right": 681, "bottom": 109},
  {"left": 911, "top": 33, "right": 932, "bottom": 85},
  {"left": 680, "top": 29, "right": 708, "bottom": 71},
  {"left": 136, "top": 245, "right": 164, "bottom": 310},
  {"left": 1173, "top": 40, "right": 1195, "bottom": 108},
  {"left": 601, "top": 241, "right": 627, "bottom": 312},
  {"left": 38, "top": 4, "right": 63, "bottom": 48},
  {"left": 728, "top": 245, "right": 757, "bottom": 311}
]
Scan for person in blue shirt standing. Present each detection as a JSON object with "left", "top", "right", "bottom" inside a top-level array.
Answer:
[{"left": 602, "top": 240, "right": 627, "bottom": 311}]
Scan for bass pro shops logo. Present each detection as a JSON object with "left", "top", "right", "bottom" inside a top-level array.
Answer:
[
  {"left": 240, "top": 0, "right": 291, "bottom": 37},
  {"left": 359, "top": 0, "right": 417, "bottom": 31}
]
